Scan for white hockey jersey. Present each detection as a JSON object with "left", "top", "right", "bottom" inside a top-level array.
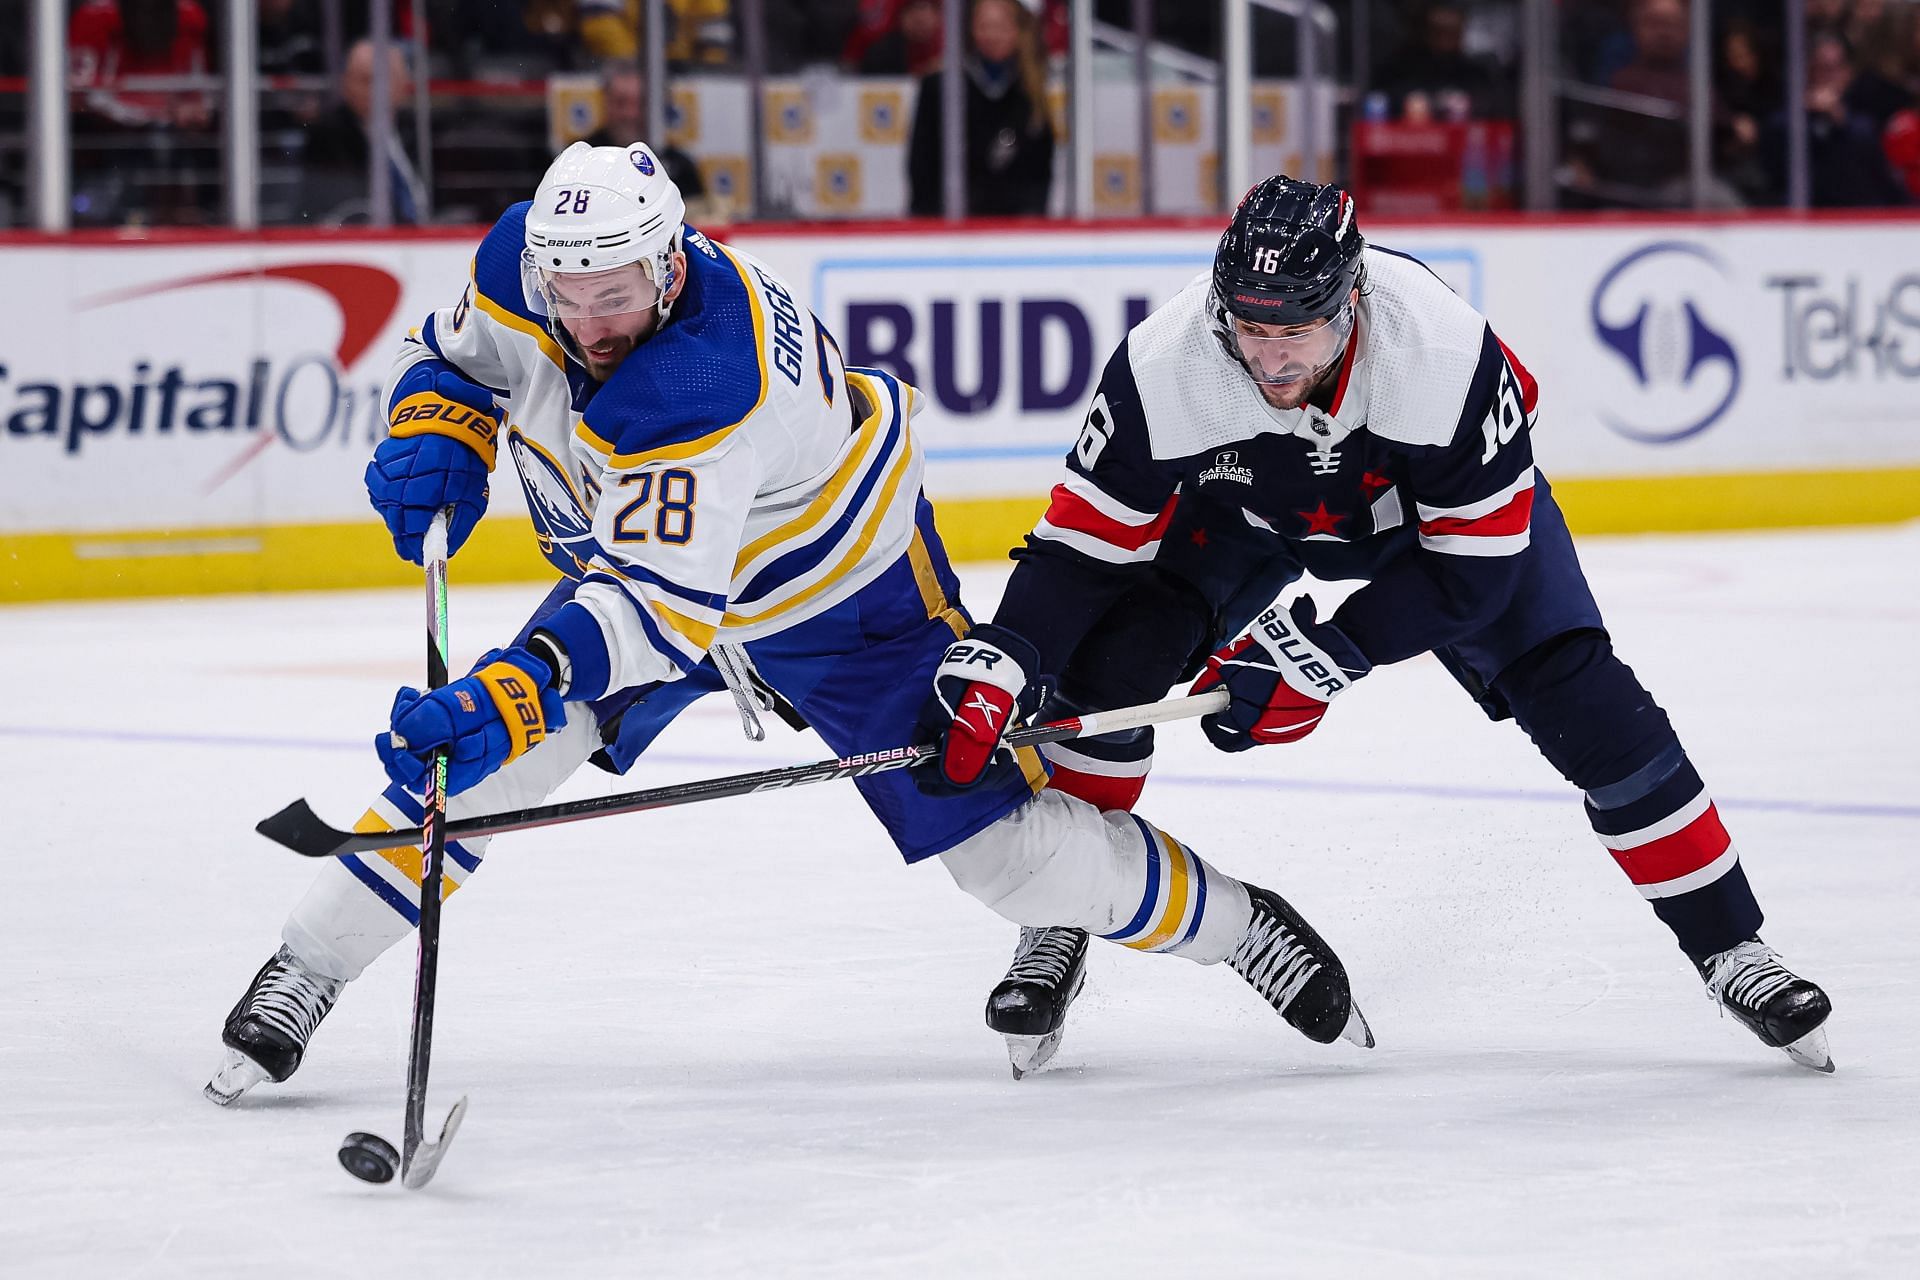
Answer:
[{"left": 390, "top": 202, "right": 924, "bottom": 695}]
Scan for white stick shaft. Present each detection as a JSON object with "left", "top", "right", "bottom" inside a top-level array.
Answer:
[{"left": 1068, "top": 689, "right": 1229, "bottom": 739}]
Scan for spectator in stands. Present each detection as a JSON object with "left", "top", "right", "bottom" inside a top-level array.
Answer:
[
  {"left": 1563, "top": 0, "right": 1694, "bottom": 205},
  {"left": 259, "top": 0, "right": 327, "bottom": 76},
  {"left": 1716, "top": 21, "right": 1773, "bottom": 204},
  {"left": 1763, "top": 31, "right": 1911, "bottom": 205},
  {"left": 300, "top": 37, "right": 428, "bottom": 222},
  {"left": 1609, "top": 0, "right": 1688, "bottom": 107},
  {"left": 666, "top": 0, "right": 736, "bottom": 67},
  {"left": 1884, "top": 105, "right": 1920, "bottom": 201},
  {"left": 576, "top": 1, "right": 644, "bottom": 58},
  {"left": 1805, "top": 0, "right": 1850, "bottom": 42},
  {"left": 461, "top": 2, "right": 639, "bottom": 75},
  {"left": 907, "top": 0, "right": 1054, "bottom": 216},
  {"left": 764, "top": 0, "right": 862, "bottom": 72},
  {"left": 69, "top": 0, "right": 213, "bottom": 131},
  {"left": 857, "top": 0, "right": 944, "bottom": 76},
  {"left": 844, "top": 0, "right": 908, "bottom": 70},
  {"left": 581, "top": 62, "right": 717, "bottom": 219},
  {"left": 1559, "top": 0, "right": 1635, "bottom": 87},
  {"left": 68, "top": 0, "right": 218, "bottom": 225},
  {"left": 1838, "top": 0, "right": 1913, "bottom": 130},
  {"left": 1379, "top": 3, "right": 1507, "bottom": 121}
]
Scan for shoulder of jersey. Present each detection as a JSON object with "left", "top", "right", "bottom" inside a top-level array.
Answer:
[
  {"left": 1117, "top": 273, "right": 1248, "bottom": 461},
  {"left": 467, "top": 201, "right": 543, "bottom": 331},
  {"left": 1361, "top": 244, "right": 1496, "bottom": 448},
  {"left": 578, "top": 229, "right": 771, "bottom": 470},
  {"left": 1125, "top": 271, "right": 1213, "bottom": 375}
]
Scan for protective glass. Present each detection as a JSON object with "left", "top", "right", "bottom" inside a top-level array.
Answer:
[
  {"left": 519, "top": 256, "right": 661, "bottom": 320},
  {"left": 1227, "top": 300, "right": 1355, "bottom": 386}
]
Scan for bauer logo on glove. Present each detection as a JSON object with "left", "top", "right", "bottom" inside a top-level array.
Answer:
[
  {"left": 1253, "top": 606, "right": 1353, "bottom": 700},
  {"left": 365, "top": 362, "right": 504, "bottom": 564},
  {"left": 385, "top": 367, "right": 505, "bottom": 468},
  {"left": 1191, "top": 597, "right": 1371, "bottom": 751},
  {"left": 375, "top": 646, "right": 567, "bottom": 795},
  {"left": 915, "top": 624, "right": 1049, "bottom": 794}
]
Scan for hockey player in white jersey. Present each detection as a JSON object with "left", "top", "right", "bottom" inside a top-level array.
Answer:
[{"left": 206, "top": 143, "right": 1374, "bottom": 1104}]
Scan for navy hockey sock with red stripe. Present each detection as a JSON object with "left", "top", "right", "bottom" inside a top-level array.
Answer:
[
  {"left": 1494, "top": 629, "right": 1763, "bottom": 959},
  {"left": 1585, "top": 752, "right": 1761, "bottom": 959}
]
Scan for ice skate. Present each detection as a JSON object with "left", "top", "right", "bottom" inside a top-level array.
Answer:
[
  {"left": 204, "top": 945, "right": 345, "bottom": 1105},
  {"left": 1697, "top": 938, "right": 1834, "bottom": 1073},
  {"left": 1229, "top": 885, "right": 1373, "bottom": 1048},
  {"left": 987, "top": 927, "right": 1088, "bottom": 1079}
]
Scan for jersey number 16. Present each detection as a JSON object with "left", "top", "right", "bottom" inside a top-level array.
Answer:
[
  {"left": 1074, "top": 394, "right": 1113, "bottom": 469},
  {"left": 1480, "top": 366, "right": 1526, "bottom": 464}
]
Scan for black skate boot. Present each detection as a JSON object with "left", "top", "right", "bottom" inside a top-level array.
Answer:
[
  {"left": 987, "top": 927, "right": 1089, "bottom": 1079},
  {"left": 1229, "top": 885, "right": 1373, "bottom": 1048},
  {"left": 1695, "top": 937, "right": 1833, "bottom": 1073},
  {"left": 204, "top": 945, "right": 345, "bottom": 1105}
]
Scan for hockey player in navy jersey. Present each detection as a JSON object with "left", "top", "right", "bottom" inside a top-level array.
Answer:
[
  {"left": 205, "top": 145, "right": 1376, "bottom": 1105},
  {"left": 929, "top": 176, "right": 1835, "bottom": 1074}
]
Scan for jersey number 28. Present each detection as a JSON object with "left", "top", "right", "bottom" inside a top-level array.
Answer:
[{"left": 612, "top": 468, "right": 698, "bottom": 545}]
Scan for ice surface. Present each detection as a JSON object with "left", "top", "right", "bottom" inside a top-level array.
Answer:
[{"left": 3, "top": 526, "right": 1917, "bottom": 1278}]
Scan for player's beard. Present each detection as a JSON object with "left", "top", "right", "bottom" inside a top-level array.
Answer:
[
  {"left": 567, "top": 307, "right": 662, "bottom": 382},
  {"left": 1255, "top": 360, "right": 1335, "bottom": 411},
  {"left": 582, "top": 336, "right": 633, "bottom": 381}
]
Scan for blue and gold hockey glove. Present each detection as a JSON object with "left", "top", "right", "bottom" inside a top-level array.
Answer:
[
  {"left": 914, "top": 624, "right": 1049, "bottom": 796},
  {"left": 376, "top": 646, "right": 567, "bottom": 796},
  {"left": 1190, "top": 597, "right": 1371, "bottom": 751},
  {"left": 365, "top": 363, "right": 502, "bottom": 564}
]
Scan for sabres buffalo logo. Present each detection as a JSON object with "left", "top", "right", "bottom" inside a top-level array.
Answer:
[{"left": 511, "top": 432, "right": 604, "bottom": 579}]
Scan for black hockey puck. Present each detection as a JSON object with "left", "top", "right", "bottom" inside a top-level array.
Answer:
[{"left": 338, "top": 1131, "right": 401, "bottom": 1184}]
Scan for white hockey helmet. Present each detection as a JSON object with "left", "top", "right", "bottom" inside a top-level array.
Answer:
[{"left": 521, "top": 141, "right": 688, "bottom": 349}]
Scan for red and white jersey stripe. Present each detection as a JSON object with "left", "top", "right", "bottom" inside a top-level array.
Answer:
[
  {"left": 1415, "top": 465, "right": 1536, "bottom": 557},
  {"left": 1032, "top": 473, "right": 1178, "bottom": 566}
]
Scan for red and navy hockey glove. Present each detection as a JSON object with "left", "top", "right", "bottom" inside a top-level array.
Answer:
[
  {"left": 914, "top": 625, "right": 1049, "bottom": 795},
  {"left": 366, "top": 363, "right": 502, "bottom": 564},
  {"left": 376, "top": 646, "right": 568, "bottom": 796},
  {"left": 1191, "top": 598, "right": 1371, "bottom": 752}
]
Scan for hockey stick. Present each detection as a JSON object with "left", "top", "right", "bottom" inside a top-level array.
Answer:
[
  {"left": 336, "top": 511, "right": 468, "bottom": 1190},
  {"left": 260, "top": 688, "right": 1232, "bottom": 861}
]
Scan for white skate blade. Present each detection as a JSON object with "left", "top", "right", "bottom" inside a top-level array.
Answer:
[
  {"left": 203, "top": 1049, "right": 272, "bottom": 1107},
  {"left": 401, "top": 1096, "right": 469, "bottom": 1189},
  {"left": 1002, "top": 960, "right": 1086, "bottom": 1080},
  {"left": 1006, "top": 1029, "right": 1066, "bottom": 1081},
  {"left": 1782, "top": 1025, "right": 1835, "bottom": 1074},
  {"left": 1339, "top": 1003, "right": 1376, "bottom": 1049}
]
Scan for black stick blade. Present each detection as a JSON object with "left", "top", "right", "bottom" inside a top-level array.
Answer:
[{"left": 256, "top": 799, "right": 357, "bottom": 858}]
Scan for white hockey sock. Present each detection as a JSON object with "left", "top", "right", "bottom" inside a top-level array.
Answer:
[
  {"left": 940, "top": 789, "right": 1252, "bottom": 964},
  {"left": 281, "top": 710, "right": 601, "bottom": 982}
]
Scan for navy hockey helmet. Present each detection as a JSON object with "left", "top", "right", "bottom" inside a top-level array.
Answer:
[{"left": 1211, "top": 175, "right": 1365, "bottom": 327}]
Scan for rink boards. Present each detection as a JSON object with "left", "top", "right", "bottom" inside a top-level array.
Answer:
[{"left": 2, "top": 214, "right": 1918, "bottom": 601}]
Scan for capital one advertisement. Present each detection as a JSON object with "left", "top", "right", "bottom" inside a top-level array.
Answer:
[
  {"left": 0, "top": 241, "right": 474, "bottom": 535},
  {"left": 3, "top": 219, "right": 1916, "bottom": 555}
]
